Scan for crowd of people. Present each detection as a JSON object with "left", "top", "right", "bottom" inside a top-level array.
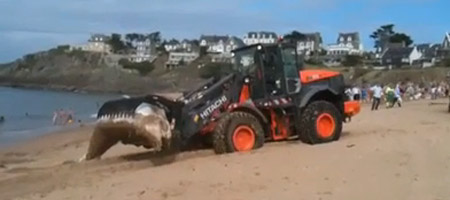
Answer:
[{"left": 345, "top": 81, "right": 450, "bottom": 111}]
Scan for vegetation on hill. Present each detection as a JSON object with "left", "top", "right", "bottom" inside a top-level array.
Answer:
[
  {"left": 342, "top": 55, "right": 364, "bottom": 67},
  {"left": 118, "top": 59, "right": 155, "bottom": 76},
  {"left": 0, "top": 48, "right": 206, "bottom": 94},
  {"left": 439, "top": 58, "right": 450, "bottom": 67},
  {"left": 198, "top": 62, "right": 233, "bottom": 79},
  {"left": 1, "top": 42, "right": 449, "bottom": 94}
]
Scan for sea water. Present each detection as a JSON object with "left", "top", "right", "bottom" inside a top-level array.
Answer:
[{"left": 0, "top": 86, "right": 120, "bottom": 146}]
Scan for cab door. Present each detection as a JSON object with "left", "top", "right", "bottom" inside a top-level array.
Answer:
[{"left": 280, "top": 47, "right": 301, "bottom": 94}]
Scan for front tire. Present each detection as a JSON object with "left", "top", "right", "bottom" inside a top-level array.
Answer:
[
  {"left": 212, "top": 112, "right": 265, "bottom": 154},
  {"left": 299, "top": 101, "right": 343, "bottom": 144}
]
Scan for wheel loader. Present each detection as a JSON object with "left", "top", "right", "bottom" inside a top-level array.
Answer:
[{"left": 84, "top": 42, "right": 361, "bottom": 159}]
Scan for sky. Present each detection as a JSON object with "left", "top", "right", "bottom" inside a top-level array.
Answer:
[{"left": 0, "top": 0, "right": 449, "bottom": 62}]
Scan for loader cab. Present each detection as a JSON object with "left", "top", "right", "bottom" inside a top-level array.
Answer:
[{"left": 231, "top": 43, "right": 301, "bottom": 100}]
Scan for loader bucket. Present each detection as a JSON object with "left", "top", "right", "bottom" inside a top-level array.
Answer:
[{"left": 85, "top": 95, "right": 182, "bottom": 160}]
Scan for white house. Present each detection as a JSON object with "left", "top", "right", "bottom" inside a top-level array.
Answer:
[
  {"left": 326, "top": 32, "right": 363, "bottom": 56},
  {"left": 130, "top": 38, "right": 156, "bottom": 63},
  {"left": 165, "top": 52, "right": 199, "bottom": 69},
  {"left": 70, "top": 34, "right": 111, "bottom": 53},
  {"left": 164, "top": 39, "right": 181, "bottom": 52},
  {"left": 437, "top": 32, "right": 450, "bottom": 59},
  {"left": 224, "top": 36, "right": 245, "bottom": 53},
  {"left": 381, "top": 46, "right": 422, "bottom": 67},
  {"left": 296, "top": 32, "right": 323, "bottom": 56},
  {"left": 180, "top": 39, "right": 199, "bottom": 52},
  {"left": 86, "top": 34, "right": 111, "bottom": 53},
  {"left": 210, "top": 37, "right": 243, "bottom": 63},
  {"left": 443, "top": 32, "right": 450, "bottom": 49},
  {"left": 243, "top": 31, "right": 277, "bottom": 45},
  {"left": 199, "top": 35, "right": 229, "bottom": 53}
]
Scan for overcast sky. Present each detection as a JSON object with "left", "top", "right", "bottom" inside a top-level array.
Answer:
[{"left": 0, "top": 0, "right": 448, "bottom": 62}]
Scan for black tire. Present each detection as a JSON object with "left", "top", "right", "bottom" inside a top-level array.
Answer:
[
  {"left": 299, "top": 100, "right": 343, "bottom": 144},
  {"left": 212, "top": 112, "right": 265, "bottom": 154}
]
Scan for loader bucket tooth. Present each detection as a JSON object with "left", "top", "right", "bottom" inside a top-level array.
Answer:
[{"left": 84, "top": 96, "right": 178, "bottom": 160}]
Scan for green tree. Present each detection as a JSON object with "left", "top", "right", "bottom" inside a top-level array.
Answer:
[
  {"left": 148, "top": 31, "right": 161, "bottom": 44},
  {"left": 342, "top": 55, "right": 363, "bottom": 67},
  {"left": 370, "top": 24, "right": 414, "bottom": 49},
  {"left": 125, "top": 33, "right": 139, "bottom": 42},
  {"left": 125, "top": 33, "right": 139, "bottom": 48},
  {"left": 108, "top": 33, "right": 127, "bottom": 53},
  {"left": 370, "top": 24, "right": 395, "bottom": 49},
  {"left": 283, "top": 31, "right": 306, "bottom": 44},
  {"left": 389, "top": 33, "right": 413, "bottom": 47},
  {"left": 191, "top": 39, "right": 200, "bottom": 46},
  {"left": 157, "top": 40, "right": 168, "bottom": 52}
]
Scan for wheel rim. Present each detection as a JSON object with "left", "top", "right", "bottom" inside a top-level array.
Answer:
[
  {"left": 232, "top": 125, "right": 256, "bottom": 151},
  {"left": 316, "top": 113, "right": 336, "bottom": 139}
]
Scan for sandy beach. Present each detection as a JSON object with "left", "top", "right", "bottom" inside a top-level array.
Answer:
[{"left": 1, "top": 99, "right": 450, "bottom": 200}]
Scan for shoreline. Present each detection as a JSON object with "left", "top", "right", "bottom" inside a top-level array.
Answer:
[
  {"left": 0, "top": 123, "right": 95, "bottom": 153},
  {"left": 0, "top": 82, "right": 183, "bottom": 98},
  {"left": 0, "top": 82, "right": 126, "bottom": 96}
]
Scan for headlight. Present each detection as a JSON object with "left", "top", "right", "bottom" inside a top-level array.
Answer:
[
  {"left": 244, "top": 77, "right": 250, "bottom": 83},
  {"left": 135, "top": 103, "right": 154, "bottom": 116}
]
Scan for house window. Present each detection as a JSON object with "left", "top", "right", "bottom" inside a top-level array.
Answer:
[
  {"left": 340, "top": 37, "right": 344, "bottom": 42},
  {"left": 348, "top": 37, "right": 352, "bottom": 42}
]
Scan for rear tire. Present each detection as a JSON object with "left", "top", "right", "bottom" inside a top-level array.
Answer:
[
  {"left": 212, "top": 112, "right": 264, "bottom": 154},
  {"left": 299, "top": 101, "right": 343, "bottom": 144}
]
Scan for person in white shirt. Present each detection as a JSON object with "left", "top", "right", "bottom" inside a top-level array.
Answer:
[
  {"left": 370, "top": 84, "right": 383, "bottom": 111},
  {"left": 352, "top": 86, "right": 361, "bottom": 101},
  {"left": 345, "top": 87, "right": 354, "bottom": 101}
]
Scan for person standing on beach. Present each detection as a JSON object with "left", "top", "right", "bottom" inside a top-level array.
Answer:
[
  {"left": 385, "top": 85, "right": 395, "bottom": 108},
  {"left": 361, "top": 87, "right": 368, "bottom": 103},
  {"left": 53, "top": 109, "right": 65, "bottom": 125},
  {"left": 371, "top": 84, "right": 383, "bottom": 111},
  {"left": 392, "top": 83, "right": 402, "bottom": 107},
  {"left": 431, "top": 85, "right": 437, "bottom": 100},
  {"left": 352, "top": 85, "right": 361, "bottom": 101},
  {"left": 53, "top": 110, "right": 59, "bottom": 125},
  {"left": 67, "top": 109, "right": 74, "bottom": 124}
]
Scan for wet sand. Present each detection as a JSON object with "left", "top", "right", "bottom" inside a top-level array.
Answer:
[{"left": 1, "top": 99, "right": 450, "bottom": 200}]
